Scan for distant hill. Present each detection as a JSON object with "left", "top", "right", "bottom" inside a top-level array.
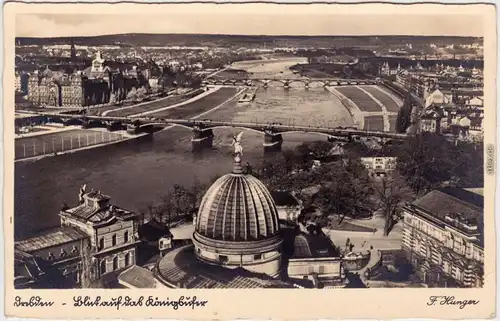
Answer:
[{"left": 16, "top": 34, "right": 482, "bottom": 48}]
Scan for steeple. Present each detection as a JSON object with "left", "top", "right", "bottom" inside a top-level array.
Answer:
[{"left": 70, "top": 38, "right": 76, "bottom": 61}]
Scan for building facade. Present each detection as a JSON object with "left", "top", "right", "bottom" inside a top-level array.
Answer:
[
  {"left": 401, "top": 188, "right": 484, "bottom": 288},
  {"left": 59, "top": 187, "right": 142, "bottom": 280},
  {"left": 14, "top": 227, "right": 90, "bottom": 288},
  {"left": 360, "top": 156, "right": 397, "bottom": 177},
  {"left": 28, "top": 73, "right": 62, "bottom": 106},
  {"left": 420, "top": 110, "right": 442, "bottom": 134}
]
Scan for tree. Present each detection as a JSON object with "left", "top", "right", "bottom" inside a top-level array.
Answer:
[
  {"left": 126, "top": 87, "right": 137, "bottom": 101},
  {"left": 171, "top": 184, "right": 194, "bottom": 218},
  {"left": 256, "top": 154, "right": 291, "bottom": 190},
  {"left": 79, "top": 239, "right": 97, "bottom": 288},
  {"left": 373, "top": 174, "right": 414, "bottom": 236},
  {"left": 395, "top": 92, "right": 413, "bottom": 133},
  {"left": 294, "top": 143, "right": 314, "bottom": 171},
  {"left": 396, "top": 133, "right": 480, "bottom": 195},
  {"left": 314, "top": 160, "right": 374, "bottom": 225}
]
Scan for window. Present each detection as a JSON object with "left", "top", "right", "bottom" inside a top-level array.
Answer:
[
  {"left": 47, "top": 252, "right": 55, "bottom": 260},
  {"left": 112, "top": 256, "right": 119, "bottom": 271},
  {"left": 112, "top": 234, "right": 117, "bottom": 247},
  {"left": 71, "top": 245, "right": 78, "bottom": 255},
  {"left": 426, "top": 245, "right": 432, "bottom": 259},
  {"left": 125, "top": 253, "right": 131, "bottom": 267},
  {"left": 219, "top": 255, "right": 229, "bottom": 264},
  {"left": 254, "top": 254, "right": 262, "bottom": 261},
  {"left": 124, "top": 231, "right": 129, "bottom": 243},
  {"left": 99, "top": 238, "right": 105, "bottom": 250},
  {"left": 60, "top": 249, "right": 67, "bottom": 258},
  {"left": 100, "top": 260, "right": 106, "bottom": 274}
]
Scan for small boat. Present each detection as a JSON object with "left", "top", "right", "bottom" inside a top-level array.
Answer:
[{"left": 238, "top": 90, "right": 256, "bottom": 104}]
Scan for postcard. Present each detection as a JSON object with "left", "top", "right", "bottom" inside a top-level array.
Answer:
[{"left": 3, "top": 1, "right": 497, "bottom": 319}]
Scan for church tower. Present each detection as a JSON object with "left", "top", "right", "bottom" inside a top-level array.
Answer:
[{"left": 70, "top": 38, "right": 77, "bottom": 61}]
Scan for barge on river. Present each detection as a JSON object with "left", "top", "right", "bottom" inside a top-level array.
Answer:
[{"left": 237, "top": 89, "right": 257, "bottom": 104}]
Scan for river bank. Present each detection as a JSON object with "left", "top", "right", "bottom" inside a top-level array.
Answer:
[{"left": 14, "top": 58, "right": 354, "bottom": 239}]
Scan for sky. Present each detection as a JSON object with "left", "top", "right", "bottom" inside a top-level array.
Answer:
[{"left": 16, "top": 12, "right": 483, "bottom": 38}]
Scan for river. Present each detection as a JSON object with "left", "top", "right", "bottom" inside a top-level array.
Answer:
[{"left": 14, "top": 59, "right": 353, "bottom": 240}]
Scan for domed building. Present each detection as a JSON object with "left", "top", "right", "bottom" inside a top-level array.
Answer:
[
  {"left": 152, "top": 150, "right": 345, "bottom": 289},
  {"left": 193, "top": 156, "right": 283, "bottom": 276}
]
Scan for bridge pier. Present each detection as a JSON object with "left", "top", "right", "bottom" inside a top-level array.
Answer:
[
  {"left": 304, "top": 82, "right": 309, "bottom": 90},
  {"left": 283, "top": 81, "right": 290, "bottom": 89},
  {"left": 127, "top": 123, "right": 141, "bottom": 135},
  {"left": 263, "top": 130, "right": 283, "bottom": 153},
  {"left": 64, "top": 118, "right": 81, "bottom": 127},
  {"left": 106, "top": 120, "right": 123, "bottom": 131},
  {"left": 192, "top": 127, "right": 214, "bottom": 152}
]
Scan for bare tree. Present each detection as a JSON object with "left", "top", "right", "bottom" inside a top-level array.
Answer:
[
  {"left": 79, "top": 239, "right": 97, "bottom": 288},
  {"left": 374, "top": 174, "right": 414, "bottom": 236}
]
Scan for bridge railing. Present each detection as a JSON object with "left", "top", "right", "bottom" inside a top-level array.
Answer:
[{"left": 33, "top": 112, "right": 410, "bottom": 139}]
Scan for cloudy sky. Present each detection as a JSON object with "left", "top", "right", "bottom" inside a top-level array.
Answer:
[{"left": 15, "top": 11, "right": 483, "bottom": 38}]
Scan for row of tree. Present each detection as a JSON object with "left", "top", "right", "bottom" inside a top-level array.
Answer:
[
  {"left": 141, "top": 176, "right": 220, "bottom": 226},
  {"left": 142, "top": 133, "right": 483, "bottom": 237}
]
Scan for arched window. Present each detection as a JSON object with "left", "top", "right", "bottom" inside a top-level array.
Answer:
[
  {"left": 125, "top": 253, "right": 131, "bottom": 267},
  {"left": 112, "top": 256, "right": 119, "bottom": 271},
  {"left": 100, "top": 260, "right": 106, "bottom": 275},
  {"left": 99, "top": 238, "right": 105, "bottom": 250},
  {"left": 112, "top": 234, "right": 117, "bottom": 247},
  {"left": 124, "top": 231, "right": 129, "bottom": 243}
]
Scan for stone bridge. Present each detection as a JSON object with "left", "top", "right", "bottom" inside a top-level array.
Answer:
[
  {"left": 203, "top": 78, "right": 379, "bottom": 88},
  {"left": 35, "top": 112, "right": 410, "bottom": 152}
]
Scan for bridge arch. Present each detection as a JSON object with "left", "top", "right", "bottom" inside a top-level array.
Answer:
[
  {"left": 277, "top": 130, "right": 337, "bottom": 139},
  {"left": 204, "top": 125, "right": 265, "bottom": 135},
  {"left": 138, "top": 122, "right": 171, "bottom": 128},
  {"left": 306, "top": 80, "right": 329, "bottom": 87}
]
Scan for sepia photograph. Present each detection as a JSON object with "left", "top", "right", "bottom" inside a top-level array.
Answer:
[{"left": 3, "top": 2, "right": 497, "bottom": 319}]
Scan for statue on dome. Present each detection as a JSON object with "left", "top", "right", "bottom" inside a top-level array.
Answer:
[{"left": 231, "top": 131, "right": 244, "bottom": 158}]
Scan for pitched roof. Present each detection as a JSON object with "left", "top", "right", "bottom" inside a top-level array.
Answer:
[
  {"left": 15, "top": 227, "right": 88, "bottom": 253},
  {"left": 138, "top": 218, "right": 172, "bottom": 242},
  {"left": 270, "top": 191, "right": 299, "bottom": 207}
]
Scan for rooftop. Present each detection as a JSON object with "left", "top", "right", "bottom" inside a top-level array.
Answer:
[
  {"left": 270, "top": 191, "right": 300, "bottom": 207},
  {"left": 15, "top": 226, "right": 88, "bottom": 253},
  {"left": 118, "top": 265, "right": 157, "bottom": 289},
  {"left": 138, "top": 218, "right": 173, "bottom": 243},
  {"left": 63, "top": 191, "right": 137, "bottom": 223},
  {"left": 155, "top": 245, "right": 294, "bottom": 289},
  {"left": 410, "top": 188, "right": 483, "bottom": 245},
  {"left": 14, "top": 249, "right": 44, "bottom": 281},
  {"left": 291, "top": 230, "right": 340, "bottom": 259}
]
